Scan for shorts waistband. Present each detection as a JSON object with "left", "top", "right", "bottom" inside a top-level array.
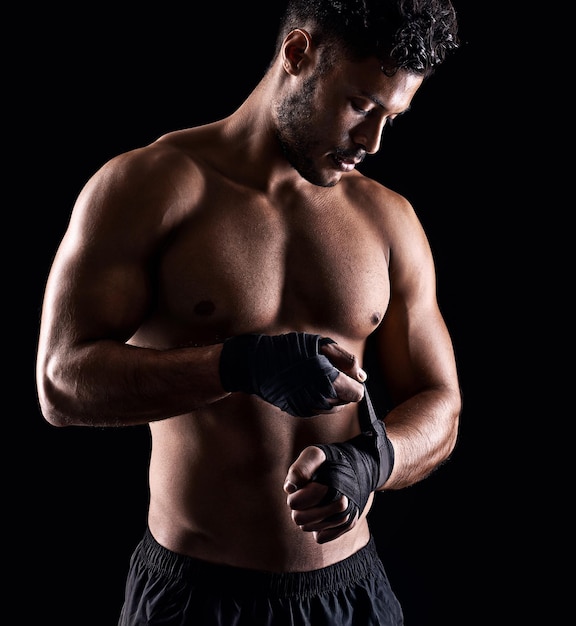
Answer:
[{"left": 139, "top": 527, "right": 380, "bottom": 599}]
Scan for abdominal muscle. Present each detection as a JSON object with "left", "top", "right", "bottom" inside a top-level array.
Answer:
[{"left": 146, "top": 392, "right": 372, "bottom": 573}]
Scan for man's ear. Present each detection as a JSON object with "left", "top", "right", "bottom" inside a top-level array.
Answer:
[{"left": 281, "top": 29, "right": 312, "bottom": 75}]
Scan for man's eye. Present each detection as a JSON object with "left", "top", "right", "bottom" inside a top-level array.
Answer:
[{"left": 351, "top": 102, "right": 371, "bottom": 115}]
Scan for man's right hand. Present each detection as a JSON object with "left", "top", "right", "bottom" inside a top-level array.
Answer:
[{"left": 219, "top": 332, "right": 365, "bottom": 417}]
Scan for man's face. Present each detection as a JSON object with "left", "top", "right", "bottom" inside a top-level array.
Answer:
[{"left": 275, "top": 56, "right": 424, "bottom": 187}]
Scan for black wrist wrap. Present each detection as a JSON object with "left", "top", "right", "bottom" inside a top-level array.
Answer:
[
  {"left": 313, "top": 386, "right": 394, "bottom": 525},
  {"left": 219, "top": 332, "right": 339, "bottom": 417}
]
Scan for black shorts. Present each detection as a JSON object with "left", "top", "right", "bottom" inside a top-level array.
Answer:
[{"left": 118, "top": 528, "right": 403, "bottom": 625}]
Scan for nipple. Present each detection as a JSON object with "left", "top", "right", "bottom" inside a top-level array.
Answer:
[{"left": 194, "top": 300, "right": 216, "bottom": 316}]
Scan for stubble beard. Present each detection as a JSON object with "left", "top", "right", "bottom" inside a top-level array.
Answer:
[{"left": 275, "top": 74, "right": 337, "bottom": 188}]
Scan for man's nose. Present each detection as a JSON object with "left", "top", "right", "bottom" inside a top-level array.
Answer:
[{"left": 351, "top": 118, "right": 387, "bottom": 154}]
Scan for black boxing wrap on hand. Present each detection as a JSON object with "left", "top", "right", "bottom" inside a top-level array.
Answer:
[
  {"left": 312, "top": 386, "right": 394, "bottom": 525},
  {"left": 219, "top": 332, "right": 339, "bottom": 417}
]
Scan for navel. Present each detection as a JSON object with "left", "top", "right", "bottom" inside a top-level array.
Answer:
[{"left": 194, "top": 300, "right": 216, "bottom": 316}]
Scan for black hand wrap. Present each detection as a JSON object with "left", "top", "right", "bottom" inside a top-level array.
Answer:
[
  {"left": 312, "top": 387, "right": 394, "bottom": 526},
  {"left": 219, "top": 332, "right": 339, "bottom": 417}
]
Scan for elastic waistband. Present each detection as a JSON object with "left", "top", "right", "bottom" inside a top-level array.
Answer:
[{"left": 139, "top": 528, "right": 380, "bottom": 599}]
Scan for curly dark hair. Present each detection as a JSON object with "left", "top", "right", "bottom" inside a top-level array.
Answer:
[{"left": 276, "top": 0, "right": 459, "bottom": 76}]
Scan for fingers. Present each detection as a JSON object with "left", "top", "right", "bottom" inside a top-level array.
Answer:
[
  {"left": 289, "top": 486, "right": 350, "bottom": 528},
  {"left": 287, "top": 482, "right": 353, "bottom": 536},
  {"left": 320, "top": 341, "right": 367, "bottom": 383},
  {"left": 284, "top": 446, "right": 325, "bottom": 493},
  {"left": 313, "top": 520, "right": 359, "bottom": 544},
  {"left": 319, "top": 341, "right": 365, "bottom": 407},
  {"left": 284, "top": 445, "right": 358, "bottom": 544},
  {"left": 330, "top": 372, "right": 365, "bottom": 406}
]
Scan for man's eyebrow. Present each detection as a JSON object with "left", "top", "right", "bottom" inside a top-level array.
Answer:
[{"left": 360, "top": 90, "right": 412, "bottom": 115}]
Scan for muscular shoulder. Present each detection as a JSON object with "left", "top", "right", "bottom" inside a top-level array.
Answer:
[
  {"left": 99, "top": 132, "right": 207, "bottom": 205},
  {"left": 343, "top": 172, "right": 424, "bottom": 238},
  {"left": 72, "top": 127, "right": 220, "bottom": 239},
  {"left": 344, "top": 172, "right": 434, "bottom": 283}
]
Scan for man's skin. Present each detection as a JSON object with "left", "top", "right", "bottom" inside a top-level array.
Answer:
[{"left": 36, "top": 28, "right": 461, "bottom": 572}]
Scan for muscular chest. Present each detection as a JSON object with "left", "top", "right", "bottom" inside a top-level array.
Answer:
[{"left": 150, "top": 192, "right": 390, "bottom": 345}]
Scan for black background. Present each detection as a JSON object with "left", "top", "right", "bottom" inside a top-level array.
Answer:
[{"left": 16, "top": 3, "right": 534, "bottom": 624}]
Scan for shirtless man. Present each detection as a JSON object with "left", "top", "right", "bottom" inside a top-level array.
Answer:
[{"left": 36, "top": 1, "right": 462, "bottom": 624}]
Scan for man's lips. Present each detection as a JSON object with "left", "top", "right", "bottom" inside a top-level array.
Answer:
[{"left": 332, "top": 151, "right": 365, "bottom": 172}]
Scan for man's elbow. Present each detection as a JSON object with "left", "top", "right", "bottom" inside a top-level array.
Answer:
[
  {"left": 37, "top": 383, "right": 74, "bottom": 427},
  {"left": 36, "top": 361, "right": 78, "bottom": 427}
]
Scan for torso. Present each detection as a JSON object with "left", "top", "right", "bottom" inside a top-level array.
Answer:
[{"left": 128, "top": 126, "right": 394, "bottom": 571}]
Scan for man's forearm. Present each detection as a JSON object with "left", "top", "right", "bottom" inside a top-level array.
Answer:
[{"left": 379, "top": 387, "right": 461, "bottom": 490}]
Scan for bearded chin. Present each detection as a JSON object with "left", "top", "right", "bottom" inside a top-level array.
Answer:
[{"left": 275, "top": 126, "right": 332, "bottom": 187}]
